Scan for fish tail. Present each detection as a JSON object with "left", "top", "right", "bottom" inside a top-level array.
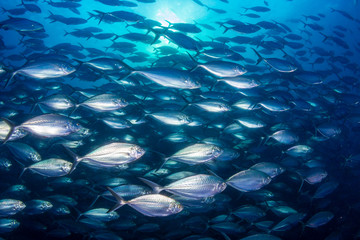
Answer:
[
  {"left": 106, "top": 187, "right": 126, "bottom": 213},
  {"left": 165, "top": 20, "right": 172, "bottom": 28},
  {"left": 319, "top": 32, "right": 329, "bottom": 42},
  {"left": 68, "top": 104, "right": 79, "bottom": 116},
  {"left": 180, "top": 95, "right": 191, "bottom": 111},
  {"left": 30, "top": 96, "right": 39, "bottom": 113},
  {"left": 299, "top": 20, "right": 307, "bottom": 27},
  {"left": 138, "top": 177, "right": 163, "bottom": 193},
  {"left": 1, "top": 118, "right": 15, "bottom": 144},
  {"left": 261, "top": 136, "right": 271, "bottom": 146},
  {"left": 87, "top": 11, "right": 95, "bottom": 21},
  {"left": 94, "top": 10, "right": 105, "bottom": 24},
  {"left": 88, "top": 195, "right": 101, "bottom": 209},
  {"left": 157, "top": 157, "right": 169, "bottom": 172},
  {"left": 18, "top": 167, "right": 28, "bottom": 179},
  {"left": 151, "top": 32, "right": 161, "bottom": 45},
  {"left": 4, "top": 71, "right": 16, "bottom": 88},
  {"left": 251, "top": 48, "right": 263, "bottom": 65},
  {"left": 222, "top": 25, "right": 230, "bottom": 34},
  {"left": 63, "top": 146, "right": 82, "bottom": 174},
  {"left": 186, "top": 51, "right": 199, "bottom": 72},
  {"left": 296, "top": 172, "right": 305, "bottom": 193}
]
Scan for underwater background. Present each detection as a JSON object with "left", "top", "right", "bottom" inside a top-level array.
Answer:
[{"left": 0, "top": 0, "right": 360, "bottom": 239}]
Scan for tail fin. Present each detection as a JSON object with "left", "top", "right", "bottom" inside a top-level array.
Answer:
[
  {"left": 151, "top": 32, "right": 161, "bottom": 45},
  {"left": 165, "top": 20, "right": 172, "bottom": 28},
  {"left": 222, "top": 25, "right": 231, "bottom": 34},
  {"left": 94, "top": 10, "right": 105, "bottom": 24},
  {"left": 106, "top": 187, "right": 127, "bottom": 213},
  {"left": 138, "top": 177, "right": 163, "bottom": 193},
  {"left": 4, "top": 72, "right": 17, "bottom": 88},
  {"left": 1, "top": 118, "right": 15, "bottom": 144},
  {"left": 19, "top": 167, "right": 28, "bottom": 179},
  {"left": 186, "top": 52, "right": 199, "bottom": 72},
  {"left": 88, "top": 195, "right": 101, "bottom": 209},
  {"left": 299, "top": 20, "right": 307, "bottom": 27},
  {"left": 63, "top": 146, "right": 82, "bottom": 174},
  {"left": 251, "top": 48, "right": 263, "bottom": 65},
  {"left": 319, "top": 32, "right": 329, "bottom": 42},
  {"left": 30, "top": 96, "right": 39, "bottom": 113}
]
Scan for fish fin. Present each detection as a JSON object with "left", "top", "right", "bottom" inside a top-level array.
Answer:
[
  {"left": 88, "top": 195, "right": 101, "bottom": 209},
  {"left": 299, "top": 20, "right": 307, "bottom": 27},
  {"left": 94, "top": 10, "right": 105, "bottom": 24},
  {"left": 138, "top": 177, "right": 163, "bottom": 193},
  {"left": 219, "top": 232, "right": 231, "bottom": 240},
  {"left": 186, "top": 51, "right": 199, "bottom": 72},
  {"left": 319, "top": 32, "right": 329, "bottom": 42},
  {"left": 222, "top": 25, "right": 230, "bottom": 34},
  {"left": 106, "top": 187, "right": 126, "bottom": 212},
  {"left": 157, "top": 157, "right": 169, "bottom": 172},
  {"left": 62, "top": 146, "right": 81, "bottom": 174},
  {"left": 1, "top": 118, "right": 15, "bottom": 144},
  {"left": 68, "top": 104, "right": 79, "bottom": 116},
  {"left": 18, "top": 167, "right": 28, "bottom": 179},
  {"left": 251, "top": 48, "right": 263, "bottom": 65},
  {"left": 75, "top": 213, "right": 83, "bottom": 222},
  {"left": 165, "top": 20, "right": 172, "bottom": 28},
  {"left": 296, "top": 171, "right": 305, "bottom": 193},
  {"left": 4, "top": 71, "right": 16, "bottom": 88},
  {"left": 151, "top": 33, "right": 161, "bottom": 45}
]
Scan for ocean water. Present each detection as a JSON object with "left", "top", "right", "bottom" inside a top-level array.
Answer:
[{"left": 0, "top": 0, "right": 359, "bottom": 239}]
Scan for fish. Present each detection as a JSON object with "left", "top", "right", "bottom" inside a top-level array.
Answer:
[
  {"left": 66, "top": 142, "right": 145, "bottom": 172},
  {"left": 5, "top": 114, "right": 84, "bottom": 141},
  {"left": 106, "top": 187, "right": 183, "bottom": 217},
  {"left": 139, "top": 174, "right": 227, "bottom": 198},
  {"left": 252, "top": 48, "right": 297, "bottom": 72},
  {"left": 227, "top": 169, "right": 272, "bottom": 192},
  {"left": 0, "top": 16, "right": 44, "bottom": 32},
  {"left": 20, "top": 158, "right": 73, "bottom": 178},
  {"left": 0, "top": 199, "right": 26, "bottom": 217},
  {"left": 165, "top": 143, "right": 223, "bottom": 166},
  {"left": 5, "top": 59, "right": 76, "bottom": 87}
]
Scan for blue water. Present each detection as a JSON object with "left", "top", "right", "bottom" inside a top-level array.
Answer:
[{"left": 0, "top": 0, "right": 360, "bottom": 239}]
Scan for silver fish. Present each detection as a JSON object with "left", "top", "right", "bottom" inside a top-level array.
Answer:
[
  {"left": 68, "top": 142, "right": 145, "bottom": 172},
  {"left": 6, "top": 142, "right": 41, "bottom": 164},
  {"left": 130, "top": 68, "right": 200, "bottom": 89},
  {"left": 0, "top": 199, "right": 26, "bottom": 217},
  {"left": 107, "top": 187, "right": 183, "bottom": 217},
  {"left": 6, "top": 59, "right": 75, "bottom": 87},
  {"left": 139, "top": 174, "right": 227, "bottom": 198},
  {"left": 166, "top": 143, "right": 223, "bottom": 165},
  {"left": 227, "top": 169, "right": 271, "bottom": 192},
  {"left": 77, "top": 93, "right": 128, "bottom": 112},
  {"left": 22, "top": 158, "right": 72, "bottom": 177},
  {"left": 11, "top": 114, "right": 83, "bottom": 139}
]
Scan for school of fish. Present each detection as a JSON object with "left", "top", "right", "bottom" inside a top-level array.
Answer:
[{"left": 0, "top": 0, "right": 359, "bottom": 239}]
